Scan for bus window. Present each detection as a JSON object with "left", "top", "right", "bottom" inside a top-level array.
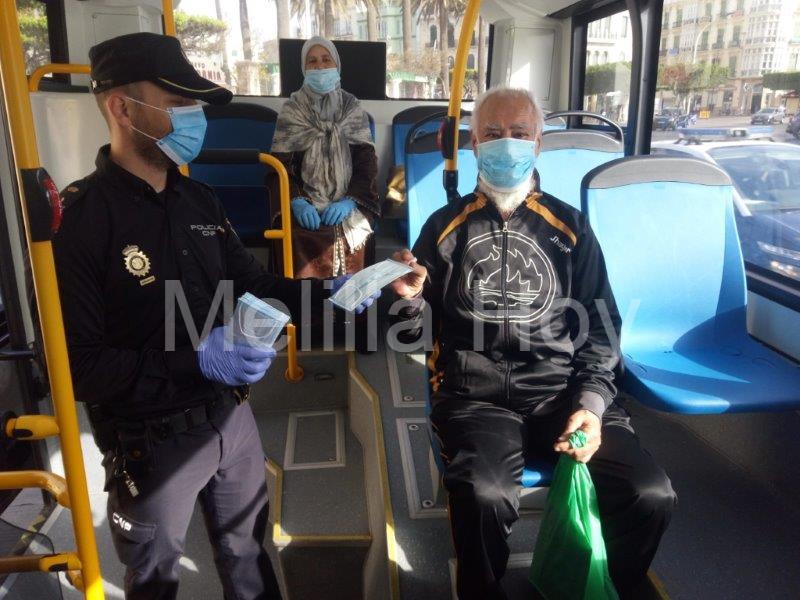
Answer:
[
  {"left": 650, "top": 0, "right": 800, "bottom": 291},
  {"left": 582, "top": 11, "right": 633, "bottom": 126},
  {"left": 16, "top": 0, "right": 51, "bottom": 75},
  {"left": 175, "top": 0, "right": 489, "bottom": 100}
]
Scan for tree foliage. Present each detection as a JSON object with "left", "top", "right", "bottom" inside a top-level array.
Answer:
[
  {"left": 16, "top": 1, "right": 49, "bottom": 74},
  {"left": 175, "top": 11, "right": 227, "bottom": 57},
  {"left": 763, "top": 71, "right": 800, "bottom": 92},
  {"left": 657, "top": 62, "right": 729, "bottom": 95},
  {"left": 584, "top": 62, "right": 631, "bottom": 96}
]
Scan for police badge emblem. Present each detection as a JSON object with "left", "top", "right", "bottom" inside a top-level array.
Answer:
[{"left": 122, "top": 245, "right": 151, "bottom": 278}]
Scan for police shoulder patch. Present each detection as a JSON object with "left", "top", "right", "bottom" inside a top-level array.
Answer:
[{"left": 59, "top": 178, "right": 90, "bottom": 210}]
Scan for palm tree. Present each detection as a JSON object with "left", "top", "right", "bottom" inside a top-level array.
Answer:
[
  {"left": 477, "top": 16, "right": 486, "bottom": 93},
  {"left": 214, "top": 0, "right": 232, "bottom": 85},
  {"left": 410, "top": 0, "right": 466, "bottom": 90},
  {"left": 402, "top": 0, "right": 413, "bottom": 61},
  {"left": 275, "top": 0, "right": 291, "bottom": 39},
  {"left": 240, "top": 0, "right": 253, "bottom": 61},
  {"left": 366, "top": 0, "right": 379, "bottom": 41}
]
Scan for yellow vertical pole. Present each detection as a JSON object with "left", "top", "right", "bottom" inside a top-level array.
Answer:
[
  {"left": 445, "top": 0, "right": 482, "bottom": 172},
  {"left": 0, "top": 3, "right": 104, "bottom": 599},
  {"left": 162, "top": 0, "right": 177, "bottom": 36}
]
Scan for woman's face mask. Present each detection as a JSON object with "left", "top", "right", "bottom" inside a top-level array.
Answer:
[
  {"left": 304, "top": 68, "right": 340, "bottom": 95},
  {"left": 476, "top": 137, "right": 537, "bottom": 191},
  {"left": 126, "top": 97, "right": 207, "bottom": 166}
]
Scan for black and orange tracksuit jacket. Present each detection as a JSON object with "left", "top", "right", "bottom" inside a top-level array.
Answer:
[{"left": 398, "top": 186, "right": 622, "bottom": 418}]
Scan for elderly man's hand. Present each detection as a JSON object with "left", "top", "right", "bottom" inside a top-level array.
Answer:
[
  {"left": 554, "top": 409, "right": 602, "bottom": 463},
  {"left": 390, "top": 249, "right": 427, "bottom": 299}
]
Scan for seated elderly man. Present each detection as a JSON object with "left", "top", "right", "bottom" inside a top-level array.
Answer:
[{"left": 391, "top": 87, "right": 676, "bottom": 600}]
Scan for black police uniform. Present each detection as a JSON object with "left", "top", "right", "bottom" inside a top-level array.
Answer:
[
  {"left": 53, "top": 32, "right": 326, "bottom": 600},
  {"left": 56, "top": 147, "right": 325, "bottom": 599}
]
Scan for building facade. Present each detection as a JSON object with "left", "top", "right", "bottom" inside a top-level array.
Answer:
[{"left": 660, "top": 0, "right": 800, "bottom": 114}]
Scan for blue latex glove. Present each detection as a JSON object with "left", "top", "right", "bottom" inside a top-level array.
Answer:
[
  {"left": 291, "top": 197, "right": 321, "bottom": 230},
  {"left": 320, "top": 197, "right": 357, "bottom": 226},
  {"left": 197, "top": 326, "right": 276, "bottom": 386},
  {"left": 331, "top": 275, "right": 382, "bottom": 314}
]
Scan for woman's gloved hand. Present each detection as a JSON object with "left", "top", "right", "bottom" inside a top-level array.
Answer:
[
  {"left": 320, "top": 197, "right": 357, "bottom": 226},
  {"left": 291, "top": 197, "right": 321, "bottom": 230},
  {"left": 197, "top": 326, "right": 276, "bottom": 386},
  {"left": 331, "top": 275, "right": 381, "bottom": 314}
]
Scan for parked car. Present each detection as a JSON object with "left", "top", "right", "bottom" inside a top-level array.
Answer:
[
  {"left": 653, "top": 114, "right": 678, "bottom": 130},
  {"left": 751, "top": 106, "right": 786, "bottom": 125},
  {"left": 786, "top": 113, "right": 800, "bottom": 139},
  {"left": 652, "top": 137, "right": 800, "bottom": 281}
]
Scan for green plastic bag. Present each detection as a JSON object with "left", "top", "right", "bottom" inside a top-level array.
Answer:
[{"left": 529, "top": 430, "right": 619, "bottom": 600}]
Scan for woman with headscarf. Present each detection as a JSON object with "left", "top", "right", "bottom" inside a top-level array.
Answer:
[{"left": 271, "top": 36, "right": 379, "bottom": 278}]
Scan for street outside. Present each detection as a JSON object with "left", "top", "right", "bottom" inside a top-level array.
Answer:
[{"left": 650, "top": 115, "right": 799, "bottom": 144}]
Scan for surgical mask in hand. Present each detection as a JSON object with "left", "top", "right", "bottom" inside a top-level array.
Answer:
[
  {"left": 476, "top": 138, "right": 537, "bottom": 192},
  {"left": 304, "top": 68, "right": 341, "bottom": 94},
  {"left": 127, "top": 97, "right": 207, "bottom": 166},
  {"left": 233, "top": 293, "right": 291, "bottom": 349},
  {"left": 330, "top": 259, "right": 412, "bottom": 312}
]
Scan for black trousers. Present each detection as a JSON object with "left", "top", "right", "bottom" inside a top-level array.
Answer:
[
  {"left": 103, "top": 403, "right": 281, "bottom": 600},
  {"left": 430, "top": 398, "right": 676, "bottom": 600}
]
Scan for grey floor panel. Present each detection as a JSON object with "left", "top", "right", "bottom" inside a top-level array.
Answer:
[
  {"left": 279, "top": 546, "right": 367, "bottom": 600},
  {"left": 280, "top": 427, "right": 369, "bottom": 537},
  {"left": 249, "top": 354, "right": 349, "bottom": 413},
  {"left": 251, "top": 352, "right": 369, "bottom": 538},
  {"left": 285, "top": 410, "right": 344, "bottom": 469},
  {"left": 396, "top": 418, "right": 447, "bottom": 518},
  {"left": 628, "top": 400, "right": 800, "bottom": 600}
]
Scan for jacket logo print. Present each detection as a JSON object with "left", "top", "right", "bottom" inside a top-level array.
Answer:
[
  {"left": 122, "top": 245, "right": 151, "bottom": 278},
  {"left": 459, "top": 230, "right": 557, "bottom": 323}
]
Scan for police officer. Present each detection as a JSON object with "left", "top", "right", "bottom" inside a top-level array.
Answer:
[{"left": 53, "top": 32, "right": 376, "bottom": 599}]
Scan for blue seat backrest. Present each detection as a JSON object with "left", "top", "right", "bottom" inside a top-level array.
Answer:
[
  {"left": 190, "top": 103, "right": 277, "bottom": 246},
  {"left": 405, "top": 126, "right": 477, "bottom": 248},
  {"left": 538, "top": 130, "right": 623, "bottom": 210},
  {"left": 581, "top": 156, "right": 745, "bottom": 352},
  {"left": 392, "top": 106, "right": 449, "bottom": 166},
  {"left": 191, "top": 103, "right": 278, "bottom": 186}
]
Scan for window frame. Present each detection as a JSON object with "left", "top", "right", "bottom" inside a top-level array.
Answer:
[{"left": 569, "top": 1, "right": 636, "bottom": 151}]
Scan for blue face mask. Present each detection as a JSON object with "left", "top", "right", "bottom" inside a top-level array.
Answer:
[
  {"left": 304, "top": 68, "right": 340, "bottom": 94},
  {"left": 476, "top": 137, "right": 537, "bottom": 192},
  {"left": 127, "top": 97, "right": 207, "bottom": 166}
]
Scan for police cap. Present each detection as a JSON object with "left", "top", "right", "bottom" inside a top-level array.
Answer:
[{"left": 89, "top": 32, "right": 232, "bottom": 105}]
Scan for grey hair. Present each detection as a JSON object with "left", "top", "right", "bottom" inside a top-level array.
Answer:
[{"left": 470, "top": 86, "right": 545, "bottom": 136}]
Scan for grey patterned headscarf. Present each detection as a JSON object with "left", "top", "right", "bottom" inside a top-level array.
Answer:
[{"left": 272, "top": 36, "right": 375, "bottom": 268}]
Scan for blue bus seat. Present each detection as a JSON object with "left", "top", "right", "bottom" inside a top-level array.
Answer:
[
  {"left": 537, "top": 130, "right": 623, "bottom": 210},
  {"left": 405, "top": 119, "right": 477, "bottom": 248},
  {"left": 392, "top": 106, "right": 448, "bottom": 166},
  {"left": 366, "top": 111, "right": 376, "bottom": 142},
  {"left": 190, "top": 103, "right": 278, "bottom": 246},
  {"left": 582, "top": 156, "right": 800, "bottom": 414}
]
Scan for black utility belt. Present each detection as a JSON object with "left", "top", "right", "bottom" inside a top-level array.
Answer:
[
  {"left": 91, "top": 386, "right": 250, "bottom": 454},
  {"left": 144, "top": 386, "right": 249, "bottom": 441}
]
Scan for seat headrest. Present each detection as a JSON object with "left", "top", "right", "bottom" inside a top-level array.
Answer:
[{"left": 584, "top": 156, "right": 732, "bottom": 189}]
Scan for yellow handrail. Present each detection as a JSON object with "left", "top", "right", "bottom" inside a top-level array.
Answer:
[
  {"left": 0, "top": 3, "right": 104, "bottom": 598},
  {"left": 445, "top": 0, "right": 482, "bottom": 172},
  {"left": 260, "top": 153, "right": 304, "bottom": 383},
  {"left": 162, "top": 0, "right": 177, "bottom": 36},
  {"left": 28, "top": 63, "right": 91, "bottom": 92}
]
